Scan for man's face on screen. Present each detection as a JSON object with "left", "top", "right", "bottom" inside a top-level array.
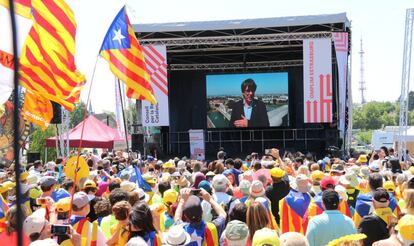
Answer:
[{"left": 243, "top": 86, "right": 255, "bottom": 105}]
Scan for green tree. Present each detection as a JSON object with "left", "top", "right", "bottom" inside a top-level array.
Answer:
[
  {"left": 356, "top": 130, "right": 372, "bottom": 145},
  {"left": 69, "top": 102, "right": 89, "bottom": 128},
  {"left": 29, "top": 125, "right": 57, "bottom": 162}
]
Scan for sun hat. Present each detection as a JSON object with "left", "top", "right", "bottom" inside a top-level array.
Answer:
[
  {"left": 171, "top": 171, "right": 181, "bottom": 178},
  {"left": 225, "top": 220, "right": 249, "bottom": 245},
  {"left": 163, "top": 189, "right": 178, "bottom": 205},
  {"left": 339, "top": 170, "right": 359, "bottom": 188},
  {"left": 206, "top": 171, "right": 215, "bottom": 178},
  {"left": 249, "top": 180, "right": 265, "bottom": 198},
  {"left": 357, "top": 155, "right": 368, "bottom": 163},
  {"left": 334, "top": 184, "right": 348, "bottom": 201},
  {"left": 270, "top": 167, "right": 285, "bottom": 178},
  {"left": 212, "top": 174, "right": 228, "bottom": 191},
  {"left": 120, "top": 181, "right": 136, "bottom": 192},
  {"left": 23, "top": 208, "right": 47, "bottom": 237},
  {"left": 251, "top": 228, "right": 280, "bottom": 246},
  {"left": 163, "top": 225, "right": 191, "bottom": 246},
  {"left": 330, "top": 164, "right": 345, "bottom": 174}
]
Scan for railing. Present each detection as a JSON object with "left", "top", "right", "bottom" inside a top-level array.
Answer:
[{"left": 157, "top": 128, "right": 336, "bottom": 157}]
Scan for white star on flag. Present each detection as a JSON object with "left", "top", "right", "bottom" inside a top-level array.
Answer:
[
  {"left": 112, "top": 28, "right": 125, "bottom": 45},
  {"left": 292, "top": 191, "right": 305, "bottom": 201},
  {"left": 190, "top": 230, "right": 203, "bottom": 245}
]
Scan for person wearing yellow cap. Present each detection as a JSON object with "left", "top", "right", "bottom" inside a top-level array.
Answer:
[
  {"left": 266, "top": 167, "right": 290, "bottom": 226},
  {"left": 310, "top": 170, "right": 325, "bottom": 197},
  {"left": 142, "top": 173, "right": 157, "bottom": 205},
  {"left": 55, "top": 197, "right": 71, "bottom": 222},
  {"left": 159, "top": 189, "right": 178, "bottom": 232},
  {"left": 252, "top": 227, "right": 280, "bottom": 246},
  {"left": 82, "top": 179, "right": 98, "bottom": 222}
]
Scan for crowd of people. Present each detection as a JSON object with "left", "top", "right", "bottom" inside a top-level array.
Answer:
[{"left": 0, "top": 146, "right": 414, "bottom": 246}]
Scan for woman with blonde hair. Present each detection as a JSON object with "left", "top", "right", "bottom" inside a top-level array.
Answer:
[
  {"left": 246, "top": 202, "right": 270, "bottom": 245},
  {"left": 403, "top": 188, "right": 414, "bottom": 215}
]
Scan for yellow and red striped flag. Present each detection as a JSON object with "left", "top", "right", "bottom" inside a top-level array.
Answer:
[
  {"left": 0, "top": 0, "right": 32, "bottom": 19},
  {"left": 99, "top": 6, "right": 156, "bottom": 104},
  {"left": 19, "top": 0, "right": 86, "bottom": 112}
]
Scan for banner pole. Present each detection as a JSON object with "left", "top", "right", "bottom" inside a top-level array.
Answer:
[{"left": 117, "top": 78, "right": 130, "bottom": 152}]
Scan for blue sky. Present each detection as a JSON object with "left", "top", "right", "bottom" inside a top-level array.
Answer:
[
  {"left": 70, "top": 0, "right": 414, "bottom": 112},
  {"left": 206, "top": 72, "right": 288, "bottom": 96}
]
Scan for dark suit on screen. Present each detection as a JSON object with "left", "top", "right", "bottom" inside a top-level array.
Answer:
[{"left": 229, "top": 99, "right": 270, "bottom": 127}]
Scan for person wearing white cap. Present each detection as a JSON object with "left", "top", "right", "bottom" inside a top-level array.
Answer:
[
  {"left": 212, "top": 174, "right": 240, "bottom": 214},
  {"left": 69, "top": 192, "right": 107, "bottom": 246},
  {"left": 23, "top": 208, "right": 81, "bottom": 245}
]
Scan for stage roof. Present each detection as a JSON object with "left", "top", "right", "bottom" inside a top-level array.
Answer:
[
  {"left": 133, "top": 13, "right": 351, "bottom": 71},
  {"left": 133, "top": 13, "right": 350, "bottom": 33}
]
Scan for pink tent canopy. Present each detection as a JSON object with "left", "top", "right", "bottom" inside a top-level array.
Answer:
[{"left": 46, "top": 115, "right": 129, "bottom": 149}]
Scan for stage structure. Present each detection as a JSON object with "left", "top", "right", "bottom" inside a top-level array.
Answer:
[{"left": 134, "top": 13, "right": 351, "bottom": 158}]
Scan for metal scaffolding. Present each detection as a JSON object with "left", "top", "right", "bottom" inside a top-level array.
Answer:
[{"left": 398, "top": 9, "right": 414, "bottom": 161}]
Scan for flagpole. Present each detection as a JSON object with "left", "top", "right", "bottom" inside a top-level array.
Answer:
[
  {"left": 8, "top": 0, "right": 23, "bottom": 245},
  {"left": 117, "top": 78, "right": 130, "bottom": 152},
  {"left": 68, "top": 56, "right": 99, "bottom": 219}
]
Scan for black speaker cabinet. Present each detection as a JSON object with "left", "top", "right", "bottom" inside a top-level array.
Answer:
[
  {"left": 27, "top": 152, "right": 41, "bottom": 163},
  {"left": 131, "top": 133, "right": 144, "bottom": 152},
  {"left": 50, "top": 101, "right": 62, "bottom": 124}
]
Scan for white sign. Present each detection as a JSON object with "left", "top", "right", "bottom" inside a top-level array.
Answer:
[
  {"left": 189, "top": 129, "right": 205, "bottom": 160},
  {"left": 141, "top": 45, "right": 169, "bottom": 126},
  {"left": 303, "top": 38, "right": 333, "bottom": 123}
]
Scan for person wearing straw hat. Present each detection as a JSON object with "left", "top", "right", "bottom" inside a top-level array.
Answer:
[{"left": 163, "top": 225, "right": 191, "bottom": 246}]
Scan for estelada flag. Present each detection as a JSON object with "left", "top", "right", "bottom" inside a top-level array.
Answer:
[
  {"left": 22, "top": 89, "right": 53, "bottom": 130},
  {"left": 99, "top": 6, "right": 156, "bottom": 104},
  {"left": 279, "top": 189, "right": 311, "bottom": 234}
]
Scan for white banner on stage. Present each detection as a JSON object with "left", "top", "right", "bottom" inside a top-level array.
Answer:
[
  {"left": 303, "top": 38, "right": 333, "bottom": 123},
  {"left": 141, "top": 45, "right": 169, "bottom": 126},
  {"left": 189, "top": 129, "right": 205, "bottom": 161},
  {"left": 333, "top": 32, "right": 349, "bottom": 135}
]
